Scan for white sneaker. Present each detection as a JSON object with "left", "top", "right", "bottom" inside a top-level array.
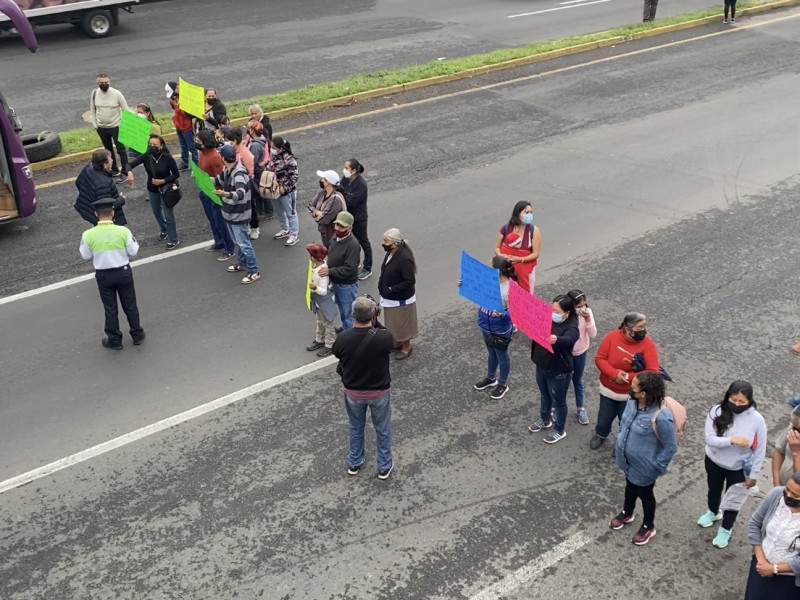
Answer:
[
  {"left": 273, "top": 229, "right": 290, "bottom": 239},
  {"left": 249, "top": 227, "right": 260, "bottom": 240},
  {"left": 285, "top": 235, "right": 299, "bottom": 246}
]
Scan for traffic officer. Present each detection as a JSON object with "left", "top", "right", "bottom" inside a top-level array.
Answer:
[{"left": 79, "top": 198, "right": 145, "bottom": 350}]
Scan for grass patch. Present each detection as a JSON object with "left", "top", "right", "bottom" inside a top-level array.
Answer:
[{"left": 57, "top": 3, "right": 755, "bottom": 156}]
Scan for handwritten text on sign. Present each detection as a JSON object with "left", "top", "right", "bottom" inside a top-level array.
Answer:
[
  {"left": 458, "top": 251, "right": 505, "bottom": 313},
  {"left": 178, "top": 77, "right": 206, "bottom": 119},
  {"left": 117, "top": 110, "right": 151, "bottom": 154},
  {"left": 508, "top": 280, "right": 553, "bottom": 353}
]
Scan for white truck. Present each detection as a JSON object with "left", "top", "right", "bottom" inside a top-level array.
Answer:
[{"left": 0, "top": 0, "right": 140, "bottom": 39}]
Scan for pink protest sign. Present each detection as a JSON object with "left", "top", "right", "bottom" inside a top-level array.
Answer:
[{"left": 508, "top": 281, "right": 553, "bottom": 353}]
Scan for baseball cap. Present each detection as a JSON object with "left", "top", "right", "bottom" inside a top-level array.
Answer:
[
  {"left": 333, "top": 211, "right": 354, "bottom": 227},
  {"left": 219, "top": 144, "right": 236, "bottom": 161},
  {"left": 316, "top": 169, "right": 340, "bottom": 186}
]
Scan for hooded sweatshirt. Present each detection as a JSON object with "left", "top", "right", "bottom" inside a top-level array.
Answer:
[{"left": 705, "top": 405, "right": 768, "bottom": 478}]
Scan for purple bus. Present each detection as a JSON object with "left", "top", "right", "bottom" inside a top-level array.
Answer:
[{"left": 0, "top": 0, "right": 37, "bottom": 222}]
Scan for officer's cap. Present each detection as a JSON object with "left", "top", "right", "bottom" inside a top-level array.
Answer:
[{"left": 92, "top": 198, "right": 116, "bottom": 210}]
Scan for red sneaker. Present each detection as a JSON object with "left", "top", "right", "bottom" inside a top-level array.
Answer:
[
  {"left": 610, "top": 511, "right": 635, "bottom": 530},
  {"left": 632, "top": 524, "right": 657, "bottom": 545}
]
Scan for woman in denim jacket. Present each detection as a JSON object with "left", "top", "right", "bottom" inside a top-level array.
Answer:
[{"left": 610, "top": 371, "right": 678, "bottom": 546}]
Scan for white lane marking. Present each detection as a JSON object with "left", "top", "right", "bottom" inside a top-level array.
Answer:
[
  {"left": 469, "top": 532, "right": 591, "bottom": 600},
  {"left": 560, "top": 0, "right": 599, "bottom": 4},
  {"left": 0, "top": 355, "right": 338, "bottom": 495},
  {"left": 0, "top": 239, "right": 213, "bottom": 305},
  {"left": 509, "top": 0, "right": 612, "bottom": 18}
]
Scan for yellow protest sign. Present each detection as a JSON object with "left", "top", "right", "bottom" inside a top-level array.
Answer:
[
  {"left": 306, "top": 261, "right": 313, "bottom": 310},
  {"left": 178, "top": 77, "right": 205, "bottom": 119}
]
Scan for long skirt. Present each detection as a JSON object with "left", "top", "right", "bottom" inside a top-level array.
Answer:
[
  {"left": 383, "top": 302, "right": 418, "bottom": 343},
  {"left": 744, "top": 555, "right": 798, "bottom": 600}
]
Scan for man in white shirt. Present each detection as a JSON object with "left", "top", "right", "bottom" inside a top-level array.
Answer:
[{"left": 90, "top": 73, "right": 130, "bottom": 180}]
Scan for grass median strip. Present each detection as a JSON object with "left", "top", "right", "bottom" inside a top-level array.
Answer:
[{"left": 56, "top": 2, "right": 763, "bottom": 157}]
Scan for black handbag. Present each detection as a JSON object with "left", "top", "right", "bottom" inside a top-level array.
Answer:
[
  {"left": 159, "top": 181, "right": 182, "bottom": 208},
  {"left": 486, "top": 333, "right": 512, "bottom": 350}
]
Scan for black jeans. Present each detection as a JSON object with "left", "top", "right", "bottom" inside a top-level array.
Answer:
[
  {"left": 95, "top": 265, "right": 143, "bottom": 345},
  {"left": 705, "top": 455, "right": 746, "bottom": 529},
  {"left": 624, "top": 478, "right": 657, "bottom": 528},
  {"left": 96, "top": 126, "right": 129, "bottom": 174},
  {"left": 352, "top": 217, "right": 373, "bottom": 272},
  {"left": 724, "top": 0, "right": 737, "bottom": 18},
  {"left": 643, "top": 0, "right": 658, "bottom": 21}
]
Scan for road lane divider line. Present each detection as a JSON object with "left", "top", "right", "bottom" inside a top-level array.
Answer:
[
  {"left": 32, "top": 11, "right": 799, "bottom": 194},
  {"left": 509, "top": 0, "right": 612, "bottom": 18},
  {"left": 469, "top": 532, "right": 591, "bottom": 599},
  {"left": 0, "top": 355, "right": 338, "bottom": 495},
  {"left": 0, "top": 239, "right": 213, "bottom": 305}
]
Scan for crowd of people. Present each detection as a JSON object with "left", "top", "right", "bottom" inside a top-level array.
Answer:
[{"left": 73, "top": 74, "right": 798, "bottom": 598}]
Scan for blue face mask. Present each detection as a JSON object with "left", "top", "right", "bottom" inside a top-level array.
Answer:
[
  {"left": 552, "top": 313, "right": 564, "bottom": 324},
  {"left": 522, "top": 213, "right": 533, "bottom": 225}
]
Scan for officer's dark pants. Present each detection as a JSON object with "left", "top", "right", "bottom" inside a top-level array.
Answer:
[{"left": 96, "top": 265, "right": 143, "bottom": 345}]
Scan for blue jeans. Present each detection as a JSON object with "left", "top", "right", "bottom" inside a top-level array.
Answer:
[
  {"left": 482, "top": 332, "right": 510, "bottom": 386},
  {"left": 226, "top": 221, "right": 259, "bottom": 274},
  {"left": 332, "top": 282, "right": 359, "bottom": 330},
  {"left": 274, "top": 190, "right": 299, "bottom": 236},
  {"left": 344, "top": 389, "right": 392, "bottom": 471},
  {"left": 175, "top": 129, "right": 198, "bottom": 165},
  {"left": 595, "top": 394, "right": 627, "bottom": 438},
  {"left": 571, "top": 351, "right": 588, "bottom": 408},
  {"left": 536, "top": 368, "right": 572, "bottom": 434},
  {"left": 199, "top": 192, "right": 233, "bottom": 254},
  {"left": 147, "top": 190, "right": 178, "bottom": 244}
]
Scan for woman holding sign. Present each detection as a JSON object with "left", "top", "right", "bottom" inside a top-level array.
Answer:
[
  {"left": 528, "top": 295, "right": 579, "bottom": 444},
  {"left": 495, "top": 201, "right": 541, "bottom": 293},
  {"left": 473, "top": 257, "right": 516, "bottom": 400}
]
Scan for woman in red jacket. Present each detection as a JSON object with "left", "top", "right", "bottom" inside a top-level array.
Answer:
[{"left": 590, "top": 312, "right": 660, "bottom": 450}]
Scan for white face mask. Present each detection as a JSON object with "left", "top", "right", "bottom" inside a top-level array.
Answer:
[
  {"left": 270, "top": 148, "right": 279, "bottom": 156},
  {"left": 342, "top": 168, "right": 352, "bottom": 179}
]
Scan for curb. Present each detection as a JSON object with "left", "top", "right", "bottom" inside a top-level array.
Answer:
[{"left": 31, "top": 0, "right": 800, "bottom": 173}]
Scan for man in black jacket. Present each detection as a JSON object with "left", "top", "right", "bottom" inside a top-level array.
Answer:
[
  {"left": 320, "top": 211, "right": 361, "bottom": 330},
  {"left": 333, "top": 296, "right": 396, "bottom": 480},
  {"left": 74, "top": 149, "right": 128, "bottom": 225}
]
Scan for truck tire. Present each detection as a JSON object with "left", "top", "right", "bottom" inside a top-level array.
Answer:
[
  {"left": 22, "top": 131, "right": 62, "bottom": 163},
  {"left": 81, "top": 9, "right": 113, "bottom": 38}
]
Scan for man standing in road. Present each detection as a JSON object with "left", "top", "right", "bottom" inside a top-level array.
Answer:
[
  {"left": 90, "top": 73, "right": 130, "bottom": 180},
  {"left": 320, "top": 211, "right": 361, "bottom": 330},
  {"left": 74, "top": 149, "right": 128, "bottom": 226},
  {"left": 333, "top": 296, "right": 396, "bottom": 480},
  {"left": 79, "top": 198, "right": 145, "bottom": 350}
]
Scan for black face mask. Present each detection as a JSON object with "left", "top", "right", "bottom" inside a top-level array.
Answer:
[
  {"left": 631, "top": 329, "right": 646, "bottom": 341},
  {"left": 148, "top": 146, "right": 161, "bottom": 156},
  {"left": 206, "top": 98, "right": 217, "bottom": 105},
  {"left": 319, "top": 180, "right": 325, "bottom": 189},
  {"left": 729, "top": 404, "right": 749, "bottom": 414},
  {"left": 382, "top": 243, "right": 394, "bottom": 252},
  {"left": 784, "top": 491, "right": 800, "bottom": 508},
  {"left": 98, "top": 83, "right": 110, "bottom": 92}
]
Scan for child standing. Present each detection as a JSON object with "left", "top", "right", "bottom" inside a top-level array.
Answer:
[{"left": 306, "top": 244, "right": 338, "bottom": 357}]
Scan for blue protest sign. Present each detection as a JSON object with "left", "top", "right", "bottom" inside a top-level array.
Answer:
[{"left": 458, "top": 250, "right": 505, "bottom": 312}]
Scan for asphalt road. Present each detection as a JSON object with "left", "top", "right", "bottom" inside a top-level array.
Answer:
[
  {"left": 2, "top": 0, "right": 731, "bottom": 133},
  {"left": 2, "top": 8, "right": 800, "bottom": 600}
]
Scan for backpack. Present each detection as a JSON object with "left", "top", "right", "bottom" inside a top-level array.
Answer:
[
  {"left": 258, "top": 170, "right": 281, "bottom": 200},
  {"left": 652, "top": 396, "right": 687, "bottom": 444}
]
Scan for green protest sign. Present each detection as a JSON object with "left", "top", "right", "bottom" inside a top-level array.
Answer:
[
  {"left": 190, "top": 160, "right": 222, "bottom": 205},
  {"left": 117, "top": 110, "right": 151, "bottom": 154}
]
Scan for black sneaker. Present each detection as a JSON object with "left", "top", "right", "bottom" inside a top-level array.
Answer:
[
  {"left": 158, "top": 232, "right": 168, "bottom": 241},
  {"left": 132, "top": 332, "right": 146, "bottom": 346},
  {"left": 347, "top": 463, "right": 363, "bottom": 476},
  {"left": 474, "top": 377, "right": 498, "bottom": 391},
  {"left": 490, "top": 384, "right": 509, "bottom": 400},
  {"left": 165, "top": 241, "right": 180, "bottom": 250},
  {"left": 589, "top": 434, "right": 606, "bottom": 450},
  {"left": 377, "top": 463, "right": 394, "bottom": 480},
  {"left": 179, "top": 162, "right": 189, "bottom": 171},
  {"left": 306, "top": 340, "right": 324, "bottom": 351},
  {"left": 317, "top": 347, "right": 333, "bottom": 357},
  {"left": 101, "top": 337, "right": 123, "bottom": 350},
  {"left": 335, "top": 326, "right": 343, "bottom": 334}
]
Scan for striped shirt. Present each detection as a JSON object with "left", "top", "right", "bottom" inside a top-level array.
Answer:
[{"left": 79, "top": 221, "right": 139, "bottom": 270}]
